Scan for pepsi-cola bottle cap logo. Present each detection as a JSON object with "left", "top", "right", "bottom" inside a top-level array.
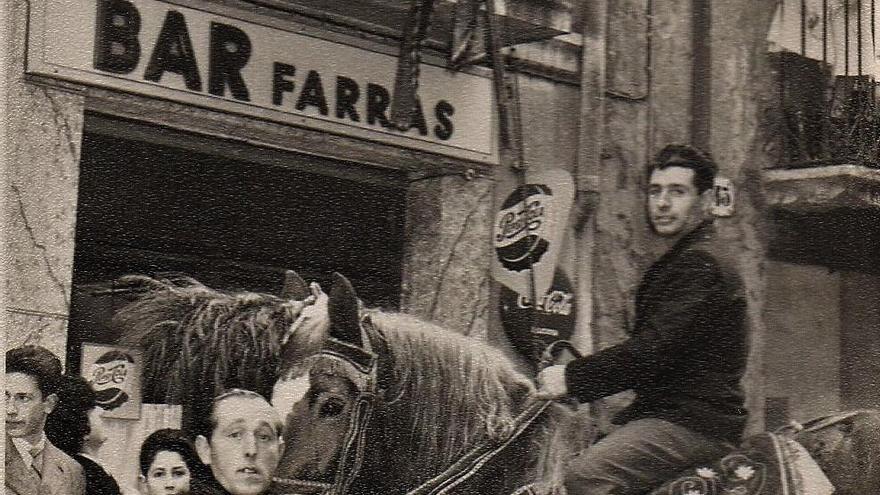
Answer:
[
  {"left": 90, "top": 350, "right": 135, "bottom": 411},
  {"left": 494, "top": 184, "right": 552, "bottom": 272}
]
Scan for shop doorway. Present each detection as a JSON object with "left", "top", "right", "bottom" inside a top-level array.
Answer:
[{"left": 67, "top": 114, "right": 407, "bottom": 370}]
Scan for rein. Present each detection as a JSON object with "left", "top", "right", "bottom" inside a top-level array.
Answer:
[
  {"left": 405, "top": 398, "right": 553, "bottom": 495},
  {"left": 407, "top": 338, "right": 581, "bottom": 495}
]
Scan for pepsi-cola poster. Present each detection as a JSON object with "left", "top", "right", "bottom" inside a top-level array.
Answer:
[{"left": 81, "top": 343, "right": 143, "bottom": 419}]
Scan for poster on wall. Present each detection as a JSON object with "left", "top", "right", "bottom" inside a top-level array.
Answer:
[{"left": 81, "top": 343, "right": 142, "bottom": 420}]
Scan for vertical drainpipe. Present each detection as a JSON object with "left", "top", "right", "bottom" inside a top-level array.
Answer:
[
  {"left": 575, "top": 0, "right": 606, "bottom": 356},
  {"left": 577, "top": 0, "right": 607, "bottom": 192},
  {"left": 0, "top": 0, "right": 8, "bottom": 475},
  {"left": 691, "top": 0, "right": 711, "bottom": 150}
]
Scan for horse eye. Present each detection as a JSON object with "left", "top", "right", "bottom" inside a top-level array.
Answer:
[{"left": 318, "top": 397, "right": 345, "bottom": 418}]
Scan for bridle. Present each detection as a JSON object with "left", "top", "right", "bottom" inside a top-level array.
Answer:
[
  {"left": 273, "top": 315, "right": 381, "bottom": 495},
  {"left": 273, "top": 319, "right": 570, "bottom": 495}
]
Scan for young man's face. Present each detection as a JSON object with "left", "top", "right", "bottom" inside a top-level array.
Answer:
[
  {"left": 647, "top": 166, "right": 709, "bottom": 238},
  {"left": 5, "top": 372, "right": 56, "bottom": 444},
  {"left": 196, "top": 395, "right": 283, "bottom": 495}
]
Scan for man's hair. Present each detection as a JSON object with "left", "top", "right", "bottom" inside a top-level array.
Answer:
[
  {"left": 190, "top": 388, "right": 280, "bottom": 441},
  {"left": 648, "top": 144, "right": 717, "bottom": 194},
  {"left": 45, "top": 375, "right": 97, "bottom": 455},
  {"left": 139, "top": 428, "right": 206, "bottom": 477},
  {"left": 6, "top": 345, "right": 64, "bottom": 397}
]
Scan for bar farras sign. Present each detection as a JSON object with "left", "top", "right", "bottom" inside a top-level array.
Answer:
[{"left": 27, "top": 0, "right": 495, "bottom": 162}]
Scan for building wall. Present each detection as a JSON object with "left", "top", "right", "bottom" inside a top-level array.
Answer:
[
  {"left": 2, "top": 0, "right": 587, "bottom": 484},
  {"left": 763, "top": 261, "right": 841, "bottom": 427},
  {"left": 840, "top": 270, "right": 880, "bottom": 410},
  {"left": 0, "top": 0, "right": 525, "bottom": 487},
  {"left": 4, "top": 0, "right": 802, "bottom": 475},
  {"left": 4, "top": 0, "right": 84, "bottom": 363},
  {"left": 709, "top": 0, "right": 780, "bottom": 434}
]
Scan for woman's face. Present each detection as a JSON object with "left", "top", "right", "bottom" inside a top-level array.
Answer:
[{"left": 144, "top": 450, "right": 191, "bottom": 495}]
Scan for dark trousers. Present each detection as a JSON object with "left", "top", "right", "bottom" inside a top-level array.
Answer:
[{"left": 564, "top": 418, "right": 731, "bottom": 495}]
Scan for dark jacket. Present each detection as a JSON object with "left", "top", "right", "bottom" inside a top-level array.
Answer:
[
  {"left": 565, "top": 221, "right": 748, "bottom": 443},
  {"left": 72, "top": 454, "right": 121, "bottom": 495}
]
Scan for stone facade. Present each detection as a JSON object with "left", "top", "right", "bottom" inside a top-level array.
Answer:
[
  {"left": 4, "top": 0, "right": 85, "bottom": 364},
  {"left": 401, "top": 175, "right": 494, "bottom": 338}
]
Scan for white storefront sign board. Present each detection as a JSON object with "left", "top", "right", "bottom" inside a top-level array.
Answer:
[{"left": 27, "top": 0, "right": 497, "bottom": 163}]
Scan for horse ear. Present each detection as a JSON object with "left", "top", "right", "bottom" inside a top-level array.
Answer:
[
  {"left": 328, "top": 272, "right": 363, "bottom": 347},
  {"left": 280, "top": 270, "right": 309, "bottom": 300}
]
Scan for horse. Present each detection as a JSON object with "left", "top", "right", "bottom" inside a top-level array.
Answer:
[
  {"left": 112, "top": 271, "right": 880, "bottom": 495},
  {"left": 272, "top": 273, "right": 589, "bottom": 495},
  {"left": 112, "top": 270, "right": 327, "bottom": 433},
  {"left": 271, "top": 273, "right": 880, "bottom": 495}
]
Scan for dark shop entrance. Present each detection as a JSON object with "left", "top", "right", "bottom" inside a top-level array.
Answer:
[{"left": 66, "top": 114, "right": 406, "bottom": 370}]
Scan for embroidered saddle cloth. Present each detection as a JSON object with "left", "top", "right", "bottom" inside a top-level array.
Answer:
[{"left": 647, "top": 432, "right": 833, "bottom": 495}]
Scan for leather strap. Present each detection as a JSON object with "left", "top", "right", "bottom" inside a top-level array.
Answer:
[{"left": 406, "top": 400, "right": 553, "bottom": 495}]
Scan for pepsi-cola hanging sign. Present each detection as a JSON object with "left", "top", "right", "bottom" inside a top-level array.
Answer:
[{"left": 492, "top": 169, "right": 575, "bottom": 297}]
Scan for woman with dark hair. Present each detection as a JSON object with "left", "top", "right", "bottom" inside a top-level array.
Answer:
[
  {"left": 45, "top": 374, "right": 121, "bottom": 495},
  {"left": 139, "top": 429, "right": 206, "bottom": 495}
]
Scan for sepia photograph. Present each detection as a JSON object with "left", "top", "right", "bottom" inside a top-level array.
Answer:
[{"left": 2, "top": 0, "right": 879, "bottom": 494}]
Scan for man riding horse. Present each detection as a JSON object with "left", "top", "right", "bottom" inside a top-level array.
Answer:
[{"left": 537, "top": 144, "right": 749, "bottom": 495}]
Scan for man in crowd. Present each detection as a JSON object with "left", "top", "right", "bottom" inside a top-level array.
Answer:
[
  {"left": 192, "top": 388, "right": 284, "bottom": 495},
  {"left": 5, "top": 345, "right": 86, "bottom": 495},
  {"left": 537, "top": 144, "right": 749, "bottom": 495}
]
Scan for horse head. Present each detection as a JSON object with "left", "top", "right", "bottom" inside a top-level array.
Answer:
[
  {"left": 272, "top": 273, "right": 577, "bottom": 495},
  {"left": 273, "top": 272, "right": 393, "bottom": 494}
]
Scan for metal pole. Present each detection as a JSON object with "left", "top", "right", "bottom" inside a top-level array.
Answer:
[
  {"left": 823, "top": 0, "right": 828, "bottom": 64},
  {"left": 846, "top": 0, "right": 851, "bottom": 75},
  {"left": 858, "top": 0, "right": 863, "bottom": 76}
]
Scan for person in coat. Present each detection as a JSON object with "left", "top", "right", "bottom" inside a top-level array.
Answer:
[
  {"left": 536, "top": 144, "right": 749, "bottom": 495},
  {"left": 6, "top": 345, "right": 86, "bottom": 495}
]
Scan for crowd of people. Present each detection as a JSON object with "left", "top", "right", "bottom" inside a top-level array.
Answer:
[{"left": 5, "top": 345, "right": 285, "bottom": 495}]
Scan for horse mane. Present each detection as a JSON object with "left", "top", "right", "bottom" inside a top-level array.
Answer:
[
  {"left": 366, "top": 311, "right": 583, "bottom": 490},
  {"left": 112, "top": 275, "right": 326, "bottom": 419}
]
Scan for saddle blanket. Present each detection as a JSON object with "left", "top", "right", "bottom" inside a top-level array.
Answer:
[{"left": 648, "top": 432, "right": 833, "bottom": 495}]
